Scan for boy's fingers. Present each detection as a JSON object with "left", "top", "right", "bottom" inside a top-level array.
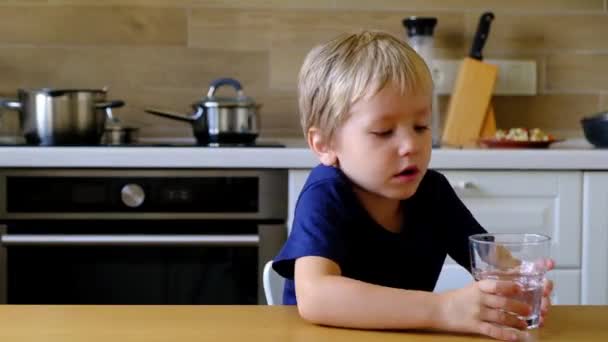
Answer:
[
  {"left": 543, "top": 279, "right": 554, "bottom": 296},
  {"left": 478, "top": 279, "right": 520, "bottom": 296},
  {"left": 478, "top": 322, "right": 523, "bottom": 341},
  {"left": 482, "top": 294, "right": 532, "bottom": 317},
  {"left": 541, "top": 296, "right": 551, "bottom": 315},
  {"left": 479, "top": 308, "right": 528, "bottom": 330},
  {"left": 544, "top": 258, "right": 555, "bottom": 271}
]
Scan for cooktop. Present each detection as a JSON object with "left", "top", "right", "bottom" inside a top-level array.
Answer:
[{"left": 0, "top": 141, "right": 285, "bottom": 148}]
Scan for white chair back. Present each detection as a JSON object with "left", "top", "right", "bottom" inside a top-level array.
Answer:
[{"left": 262, "top": 260, "right": 284, "bottom": 305}]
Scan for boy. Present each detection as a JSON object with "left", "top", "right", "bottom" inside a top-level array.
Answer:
[{"left": 272, "top": 31, "right": 553, "bottom": 341}]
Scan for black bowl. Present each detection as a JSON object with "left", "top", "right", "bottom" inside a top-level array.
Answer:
[{"left": 581, "top": 111, "right": 608, "bottom": 148}]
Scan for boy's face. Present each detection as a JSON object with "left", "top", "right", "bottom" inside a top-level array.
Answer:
[{"left": 330, "top": 84, "right": 432, "bottom": 200}]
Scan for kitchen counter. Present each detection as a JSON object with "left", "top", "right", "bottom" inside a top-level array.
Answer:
[
  {"left": 0, "top": 305, "right": 605, "bottom": 341},
  {"left": 0, "top": 141, "right": 607, "bottom": 169},
  {"left": 0, "top": 137, "right": 605, "bottom": 170}
]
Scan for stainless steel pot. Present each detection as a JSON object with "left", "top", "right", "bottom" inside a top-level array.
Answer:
[
  {"left": 145, "top": 78, "right": 260, "bottom": 144},
  {"left": 0, "top": 88, "right": 124, "bottom": 145}
]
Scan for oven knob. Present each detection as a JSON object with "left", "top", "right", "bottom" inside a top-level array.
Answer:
[{"left": 121, "top": 184, "right": 145, "bottom": 208}]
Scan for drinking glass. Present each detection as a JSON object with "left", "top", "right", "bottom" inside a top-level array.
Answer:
[{"left": 469, "top": 233, "right": 551, "bottom": 329}]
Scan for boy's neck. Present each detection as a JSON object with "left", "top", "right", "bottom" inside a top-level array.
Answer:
[{"left": 353, "top": 187, "right": 403, "bottom": 233}]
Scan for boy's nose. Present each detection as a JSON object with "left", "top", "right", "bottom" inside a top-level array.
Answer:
[{"left": 397, "top": 134, "right": 417, "bottom": 156}]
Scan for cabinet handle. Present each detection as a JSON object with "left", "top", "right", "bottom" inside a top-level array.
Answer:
[{"left": 450, "top": 181, "right": 475, "bottom": 190}]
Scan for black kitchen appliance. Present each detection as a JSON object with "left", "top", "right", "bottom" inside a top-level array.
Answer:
[{"left": 0, "top": 168, "right": 287, "bottom": 305}]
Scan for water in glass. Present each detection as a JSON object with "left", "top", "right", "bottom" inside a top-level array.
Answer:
[{"left": 473, "top": 269, "right": 544, "bottom": 329}]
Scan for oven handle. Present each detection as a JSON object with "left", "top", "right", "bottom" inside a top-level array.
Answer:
[{"left": 0, "top": 234, "right": 260, "bottom": 247}]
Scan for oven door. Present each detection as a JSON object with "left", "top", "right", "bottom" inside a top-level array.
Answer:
[{"left": 0, "top": 221, "right": 284, "bottom": 305}]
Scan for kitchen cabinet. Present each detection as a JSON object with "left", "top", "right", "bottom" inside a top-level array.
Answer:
[
  {"left": 432, "top": 170, "right": 581, "bottom": 305},
  {"left": 287, "top": 169, "right": 584, "bottom": 304},
  {"left": 440, "top": 170, "right": 582, "bottom": 268},
  {"left": 581, "top": 172, "right": 608, "bottom": 305}
]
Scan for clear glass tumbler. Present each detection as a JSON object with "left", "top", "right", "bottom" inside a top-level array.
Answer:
[{"left": 469, "top": 233, "right": 551, "bottom": 329}]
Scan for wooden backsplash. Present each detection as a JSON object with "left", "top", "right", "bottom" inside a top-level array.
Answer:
[{"left": 0, "top": 0, "right": 607, "bottom": 140}]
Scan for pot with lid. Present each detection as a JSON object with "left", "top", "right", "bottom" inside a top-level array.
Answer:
[
  {"left": 145, "top": 78, "right": 260, "bottom": 144},
  {"left": 0, "top": 88, "right": 124, "bottom": 145}
]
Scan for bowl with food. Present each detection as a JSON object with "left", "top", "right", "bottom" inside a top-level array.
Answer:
[{"left": 478, "top": 128, "right": 562, "bottom": 149}]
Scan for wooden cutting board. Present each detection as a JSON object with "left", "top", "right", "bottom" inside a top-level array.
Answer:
[
  {"left": 480, "top": 105, "right": 497, "bottom": 138},
  {"left": 442, "top": 57, "right": 498, "bottom": 147}
]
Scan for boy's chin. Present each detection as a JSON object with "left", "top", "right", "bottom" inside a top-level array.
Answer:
[
  {"left": 380, "top": 187, "right": 419, "bottom": 200},
  {"left": 355, "top": 182, "right": 420, "bottom": 201}
]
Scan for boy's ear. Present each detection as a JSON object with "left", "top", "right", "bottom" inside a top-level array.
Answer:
[{"left": 307, "top": 127, "right": 338, "bottom": 166}]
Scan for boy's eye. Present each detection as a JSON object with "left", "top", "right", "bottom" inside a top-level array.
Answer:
[
  {"left": 415, "top": 125, "right": 430, "bottom": 133},
  {"left": 371, "top": 129, "right": 393, "bottom": 137}
]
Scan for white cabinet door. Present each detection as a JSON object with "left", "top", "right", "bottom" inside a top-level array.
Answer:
[
  {"left": 287, "top": 169, "right": 311, "bottom": 235},
  {"left": 582, "top": 172, "right": 608, "bottom": 305},
  {"left": 439, "top": 171, "right": 582, "bottom": 268},
  {"left": 0, "top": 177, "right": 5, "bottom": 303},
  {"left": 434, "top": 266, "right": 580, "bottom": 305},
  {"left": 547, "top": 269, "right": 581, "bottom": 305},
  {"left": 434, "top": 264, "right": 474, "bottom": 293}
]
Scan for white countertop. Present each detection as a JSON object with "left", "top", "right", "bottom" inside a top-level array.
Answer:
[{"left": 0, "top": 138, "right": 606, "bottom": 170}]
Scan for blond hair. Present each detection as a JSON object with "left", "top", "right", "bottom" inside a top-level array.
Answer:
[{"left": 298, "top": 30, "right": 433, "bottom": 140}]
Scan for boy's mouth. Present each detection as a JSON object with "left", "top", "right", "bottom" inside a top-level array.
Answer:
[{"left": 394, "top": 166, "right": 420, "bottom": 180}]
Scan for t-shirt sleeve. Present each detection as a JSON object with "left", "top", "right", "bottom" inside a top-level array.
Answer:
[
  {"left": 272, "top": 179, "right": 349, "bottom": 279},
  {"left": 435, "top": 172, "right": 487, "bottom": 271}
]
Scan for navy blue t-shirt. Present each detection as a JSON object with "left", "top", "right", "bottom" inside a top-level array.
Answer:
[{"left": 273, "top": 164, "right": 486, "bottom": 305}]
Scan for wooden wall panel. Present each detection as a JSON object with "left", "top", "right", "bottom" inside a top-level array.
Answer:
[{"left": 0, "top": 1, "right": 604, "bottom": 140}]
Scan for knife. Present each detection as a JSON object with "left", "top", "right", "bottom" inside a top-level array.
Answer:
[{"left": 469, "top": 12, "right": 495, "bottom": 61}]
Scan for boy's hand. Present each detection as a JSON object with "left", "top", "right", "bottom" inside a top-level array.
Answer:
[
  {"left": 539, "top": 259, "right": 555, "bottom": 327},
  {"left": 436, "top": 280, "right": 531, "bottom": 341},
  {"left": 484, "top": 248, "right": 555, "bottom": 329},
  {"left": 489, "top": 245, "right": 522, "bottom": 270}
]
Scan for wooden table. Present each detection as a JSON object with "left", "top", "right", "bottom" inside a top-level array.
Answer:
[{"left": 0, "top": 305, "right": 605, "bottom": 341}]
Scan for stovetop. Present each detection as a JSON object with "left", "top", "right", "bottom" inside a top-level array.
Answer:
[{"left": 0, "top": 141, "right": 285, "bottom": 148}]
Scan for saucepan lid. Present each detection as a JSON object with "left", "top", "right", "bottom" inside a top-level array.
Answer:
[{"left": 198, "top": 77, "right": 258, "bottom": 108}]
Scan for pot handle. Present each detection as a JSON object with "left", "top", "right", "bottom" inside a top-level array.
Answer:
[
  {"left": 144, "top": 107, "right": 203, "bottom": 123},
  {"left": 95, "top": 100, "right": 125, "bottom": 110},
  {"left": 0, "top": 98, "right": 22, "bottom": 111},
  {"left": 96, "top": 100, "right": 125, "bottom": 124},
  {"left": 207, "top": 77, "right": 244, "bottom": 97}
]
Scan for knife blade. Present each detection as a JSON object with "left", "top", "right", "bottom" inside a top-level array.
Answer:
[{"left": 469, "top": 12, "right": 495, "bottom": 61}]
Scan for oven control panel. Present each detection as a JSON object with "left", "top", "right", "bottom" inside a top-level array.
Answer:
[{"left": 5, "top": 176, "right": 259, "bottom": 213}]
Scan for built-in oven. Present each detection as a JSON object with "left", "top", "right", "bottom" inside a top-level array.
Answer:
[{"left": 0, "top": 169, "right": 286, "bottom": 304}]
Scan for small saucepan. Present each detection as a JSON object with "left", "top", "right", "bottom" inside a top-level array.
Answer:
[
  {"left": 145, "top": 78, "right": 260, "bottom": 145},
  {"left": 103, "top": 124, "right": 139, "bottom": 145},
  {"left": 101, "top": 107, "right": 139, "bottom": 145}
]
